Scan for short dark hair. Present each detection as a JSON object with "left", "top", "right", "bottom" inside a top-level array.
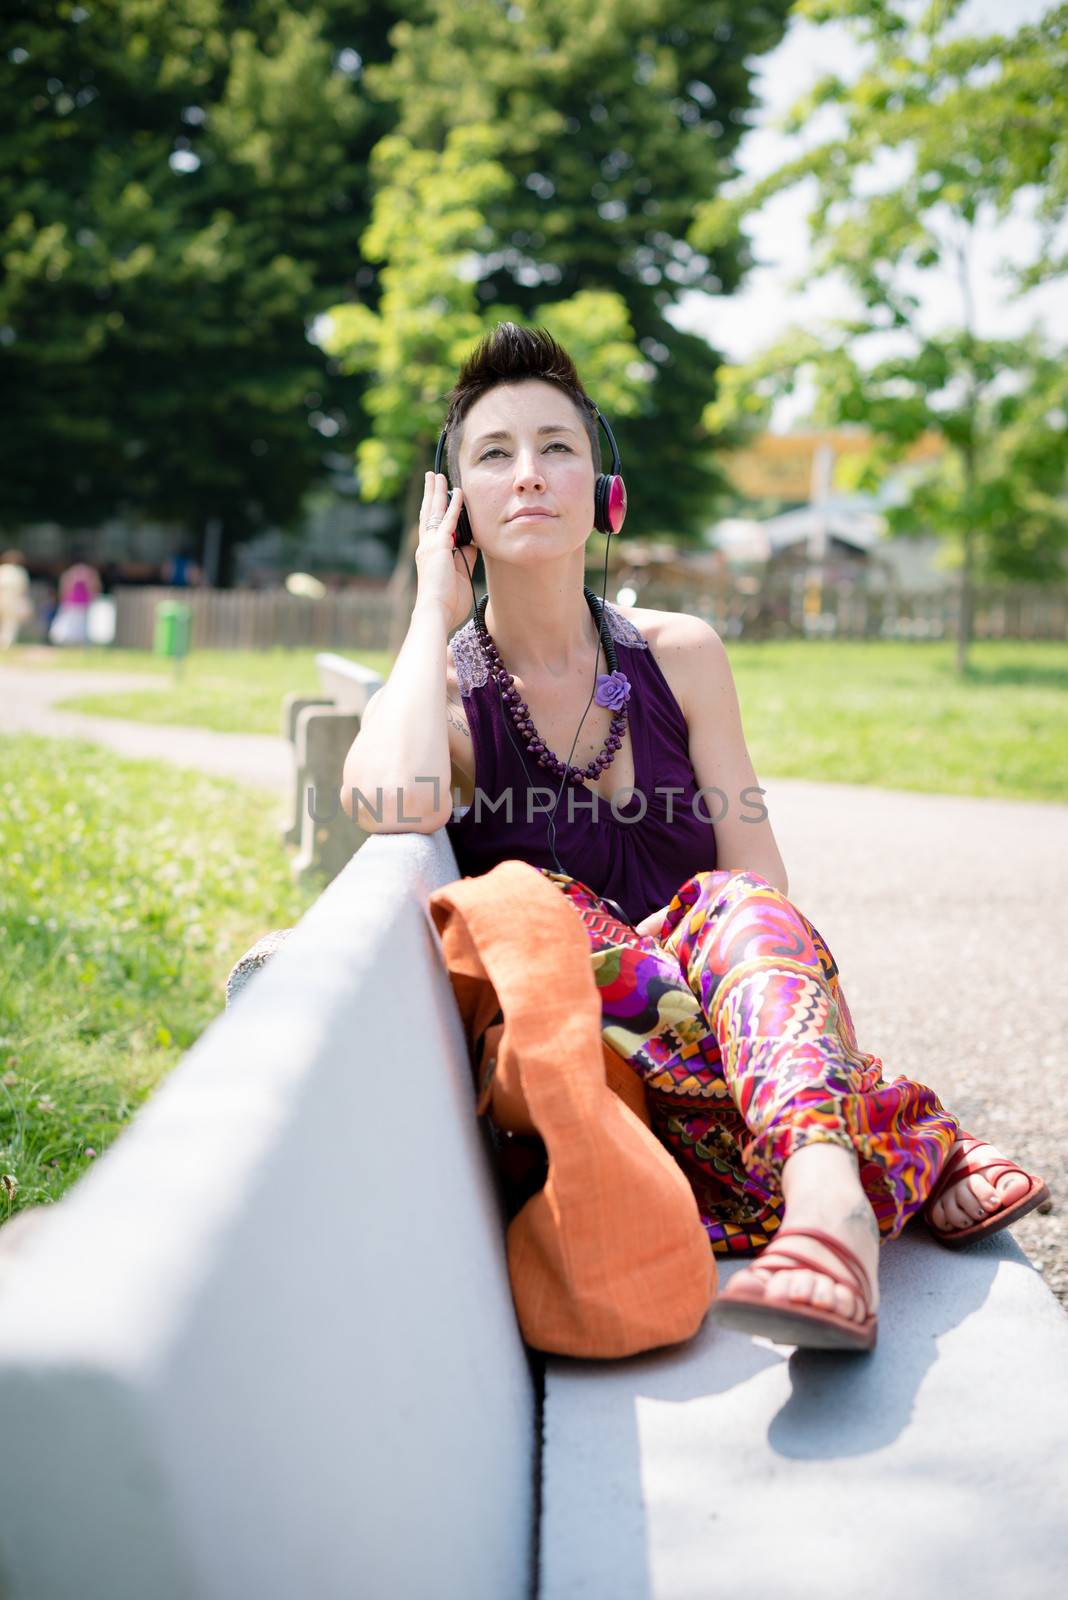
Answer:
[{"left": 444, "top": 321, "right": 601, "bottom": 483}]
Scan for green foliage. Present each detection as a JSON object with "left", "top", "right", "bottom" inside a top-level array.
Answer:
[
  {"left": 789, "top": 0, "right": 1068, "bottom": 287},
  {"left": 693, "top": 0, "right": 1068, "bottom": 588},
  {"left": 321, "top": 122, "right": 519, "bottom": 498},
  {"left": 0, "top": 0, "right": 411, "bottom": 561},
  {"left": 1, "top": 0, "right": 799, "bottom": 558},
  {"left": 339, "top": 0, "right": 797, "bottom": 541},
  {"left": 0, "top": 734, "right": 317, "bottom": 1219},
  {"left": 321, "top": 120, "right": 650, "bottom": 499}
]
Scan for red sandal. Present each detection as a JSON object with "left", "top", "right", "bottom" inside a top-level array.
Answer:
[
  {"left": 711, "top": 1226, "right": 877, "bottom": 1353},
  {"left": 923, "top": 1134, "right": 1050, "bottom": 1249}
]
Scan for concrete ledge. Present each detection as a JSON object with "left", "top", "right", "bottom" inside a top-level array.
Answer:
[
  {"left": 279, "top": 655, "right": 387, "bottom": 880},
  {"left": 540, "top": 1228, "right": 1068, "bottom": 1600},
  {"left": 314, "top": 652, "right": 384, "bottom": 715},
  {"left": 0, "top": 831, "right": 537, "bottom": 1600}
]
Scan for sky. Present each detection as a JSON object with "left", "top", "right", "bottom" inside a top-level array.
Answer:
[{"left": 664, "top": 0, "right": 1065, "bottom": 429}]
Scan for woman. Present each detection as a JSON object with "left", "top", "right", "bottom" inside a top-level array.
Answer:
[
  {"left": 341, "top": 323, "right": 1049, "bottom": 1353},
  {"left": 51, "top": 555, "right": 101, "bottom": 646}
]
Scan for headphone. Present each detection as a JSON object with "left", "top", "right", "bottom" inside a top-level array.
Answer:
[
  {"left": 433, "top": 403, "right": 628, "bottom": 546},
  {"left": 433, "top": 395, "right": 634, "bottom": 926}
]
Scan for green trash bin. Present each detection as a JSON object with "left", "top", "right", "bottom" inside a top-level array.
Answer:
[{"left": 153, "top": 601, "right": 192, "bottom": 661}]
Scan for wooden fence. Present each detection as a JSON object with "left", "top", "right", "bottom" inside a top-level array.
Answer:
[
  {"left": 108, "top": 576, "right": 1068, "bottom": 651},
  {"left": 625, "top": 576, "right": 1068, "bottom": 642},
  {"left": 113, "top": 585, "right": 393, "bottom": 651}
]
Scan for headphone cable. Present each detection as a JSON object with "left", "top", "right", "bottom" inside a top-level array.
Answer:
[{"left": 454, "top": 522, "right": 616, "bottom": 890}]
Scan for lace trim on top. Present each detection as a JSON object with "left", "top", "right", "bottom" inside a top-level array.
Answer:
[{"left": 449, "top": 599, "right": 648, "bottom": 698}]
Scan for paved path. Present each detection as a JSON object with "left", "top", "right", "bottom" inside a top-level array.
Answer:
[{"left": 0, "top": 666, "right": 290, "bottom": 794}]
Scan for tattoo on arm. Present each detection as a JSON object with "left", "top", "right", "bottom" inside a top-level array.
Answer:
[{"left": 446, "top": 686, "right": 470, "bottom": 740}]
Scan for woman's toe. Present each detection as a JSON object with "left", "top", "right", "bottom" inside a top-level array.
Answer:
[
  {"left": 960, "top": 1178, "right": 995, "bottom": 1219},
  {"left": 767, "top": 1267, "right": 808, "bottom": 1305},
  {"left": 829, "top": 1283, "right": 853, "bottom": 1320},
  {"left": 995, "top": 1169, "right": 1030, "bottom": 1205},
  {"left": 944, "top": 1193, "right": 975, "bottom": 1229},
  {"left": 763, "top": 1267, "right": 799, "bottom": 1305},
  {"left": 731, "top": 1266, "right": 763, "bottom": 1297},
  {"left": 808, "top": 1272, "right": 835, "bottom": 1310}
]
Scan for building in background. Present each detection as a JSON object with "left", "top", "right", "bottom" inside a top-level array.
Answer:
[
  {"left": 708, "top": 427, "right": 953, "bottom": 593},
  {"left": 716, "top": 427, "right": 945, "bottom": 505}
]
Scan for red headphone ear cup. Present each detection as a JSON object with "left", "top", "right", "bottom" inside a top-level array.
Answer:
[{"left": 595, "top": 474, "right": 627, "bottom": 535}]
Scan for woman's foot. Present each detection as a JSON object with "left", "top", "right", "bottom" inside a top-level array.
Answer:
[
  {"left": 727, "top": 1143, "right": 880, "bottom": 1326},
  {"left": 924, "top": 1135, "right": 1032, "bottom": 1235}
]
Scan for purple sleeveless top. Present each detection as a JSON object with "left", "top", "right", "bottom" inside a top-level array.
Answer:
[{"left": 445, "top": 601, "right": 717, "bottom": 924}]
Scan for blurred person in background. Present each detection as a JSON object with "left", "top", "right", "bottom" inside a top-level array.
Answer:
[
  {"left": 162, "top": 547, "right": 203, "bottom": 588},
  {"left": 0, "top": 549, "right": 32, "bottom": 649},
  {"left": 50, "top": 553, "right": 102, "bottom": 647}
]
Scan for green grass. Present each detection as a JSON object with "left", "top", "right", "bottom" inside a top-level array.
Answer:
[
  {"left": 8, "top": 645, "right": 393, "bottom": 735},
  {"left": 0, "top": 734, "right": 318, "bottom": 1224},
  {"left": 727, "top": 638, "right": 1067, "bottom": 804},
  {"left": 7, "top": 636, "right": 1067, "bottom": 801}
]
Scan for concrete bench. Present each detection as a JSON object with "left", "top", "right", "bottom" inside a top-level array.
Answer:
[
  {"left": 3, "top": 827, "right": 1067, "bottom": 1599},
  {"left": 0, "top": 830, "right": 537, "bottom": 1600},
  {"left": 280, "top": 651, "right": 385, "bottom": 881}
]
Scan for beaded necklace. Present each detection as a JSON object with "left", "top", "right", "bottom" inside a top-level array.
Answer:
[{"left": 475, "top": 586, "right": 633, "bottom": 787}]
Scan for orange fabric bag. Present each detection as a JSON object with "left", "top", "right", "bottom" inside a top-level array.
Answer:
[{"left": 427, "top": 860, "right": 717, "bottom": 1359}]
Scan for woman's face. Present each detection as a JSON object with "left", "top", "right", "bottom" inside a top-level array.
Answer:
[{"left": 457, "top": 380, "right": 596, "bottom": 561}]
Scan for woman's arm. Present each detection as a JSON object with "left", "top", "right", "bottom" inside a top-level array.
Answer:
[
  {"left": 339, "top": 599, "right": 454, "bottom": 832},
  {"left": 645, "top": 610, "right": 790, "bottom": 897},
  {"left": 340, "top": 471, "right": 473, "bottom": 832}
]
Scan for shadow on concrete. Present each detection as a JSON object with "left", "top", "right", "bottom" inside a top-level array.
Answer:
[
  {"left": 539, "top": 1226, "right": 1067, "bottom": 1599},
  {"left": 551, "top": 1225, "right": 1013, "bottom": 1443}
]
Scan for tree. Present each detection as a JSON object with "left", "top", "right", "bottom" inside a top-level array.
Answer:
[
  {"left": 0, "top": 1, "right": 414, "bottom": 577},
  {"left": 690, "top": 0, "right": 1068, "bottom": 669},
  {"left": 359, "top": 0, "right": 797, "bottom": 545},
  {"left": 1, "top": 0, "right": 800, "bottom": 581},
  {"left": 320, "top": 122, "right": 650, "bottom": 648}
]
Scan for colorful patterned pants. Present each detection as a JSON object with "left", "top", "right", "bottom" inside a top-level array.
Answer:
[{"left": 540, "top": 867, "right": 960, "bottom": 1257}]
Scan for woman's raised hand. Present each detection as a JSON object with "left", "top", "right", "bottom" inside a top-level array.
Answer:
[{"left": 414, "top": 471, "right": 476, "bottom": 634}]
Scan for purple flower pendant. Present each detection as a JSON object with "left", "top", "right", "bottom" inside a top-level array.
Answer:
[{"left": 594, "top": 670, "right": 632, "bottom": 711}]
